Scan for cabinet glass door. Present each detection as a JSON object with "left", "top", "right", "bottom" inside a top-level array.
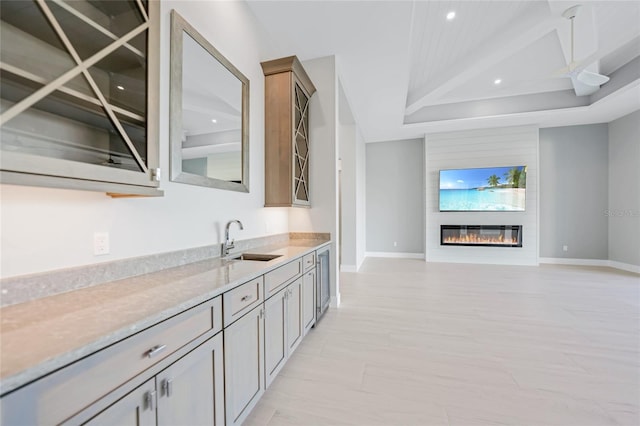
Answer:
[
  {"left": 293, "top": 82, "right": 310, "bottom": 204},
  {"left": 0, "top": 0, "right": 156, "bottom": 189}
]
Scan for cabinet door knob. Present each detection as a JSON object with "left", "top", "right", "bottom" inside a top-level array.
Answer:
[
  {"left": 240, "top": 294, "right": 251, "bottom": 302},
  {"left": 146, "top": 344, "right": 167, "bottom": 358}
]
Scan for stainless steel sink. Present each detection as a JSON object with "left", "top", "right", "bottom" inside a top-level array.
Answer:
[{"left": 230, "top": 253, "right": 282, "bottom": 262}]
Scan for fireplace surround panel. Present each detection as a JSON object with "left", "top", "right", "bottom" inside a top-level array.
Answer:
[{"left": 441, "top": 225, "right": 522, "bottom": 247}]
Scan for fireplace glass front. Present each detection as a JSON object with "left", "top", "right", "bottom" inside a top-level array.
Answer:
[{"left": 441, "top": 225, "right": 522, "bottom": 247}]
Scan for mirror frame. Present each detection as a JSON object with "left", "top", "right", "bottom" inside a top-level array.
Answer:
[{"left": 169, "top": 10, "right": 249, "bottom": 192}]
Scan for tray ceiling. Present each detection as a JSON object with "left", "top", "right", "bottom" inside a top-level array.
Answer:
[{"left": 247, "top": 0, "right": 640, "bottom": 141}]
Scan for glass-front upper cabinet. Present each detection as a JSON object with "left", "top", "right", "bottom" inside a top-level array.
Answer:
[{"left": 0, "top": 0, "right": 161, "bottom": 196}]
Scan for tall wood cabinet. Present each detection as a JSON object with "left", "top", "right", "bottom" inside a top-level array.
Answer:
[{"left": 261, "top": 56, "right": 316, "bottom": 207}]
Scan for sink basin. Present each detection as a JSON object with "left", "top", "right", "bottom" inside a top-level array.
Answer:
[{"left": 230, "top": 253, "right": 282, "bottom": 262}]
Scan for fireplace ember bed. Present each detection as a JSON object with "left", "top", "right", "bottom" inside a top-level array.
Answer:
[{"left": 441, "top": 225, "right": 522, "bottom": 247}]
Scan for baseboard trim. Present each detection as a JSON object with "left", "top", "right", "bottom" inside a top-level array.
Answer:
[
  {"left": 331, "top": 293, "right": 341, "bottom": 308},
  {"left": 365, "top": 252, "right": 425, "bottom": 259},
  {"left": 608, "top": 261, "right": 640, "bottom": 274},
  {"left": 538, "top": 258, "right": 610, "bottom": 267},
  {"left": 539, "top": 257, "right": 640, "bottom": 274},
  {"left": 340, "top": 265, "right": 358, "bottom": 273}
]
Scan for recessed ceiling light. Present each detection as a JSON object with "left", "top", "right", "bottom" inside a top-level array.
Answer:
[
  {"left": 446, "top": 11, "right": 456, "bottom": 21},
  {"left": 494, "top": 78, "right": 502, "bottom": 85},
  {"left": 116, "top": 85, "right": 124, "bottom": 90},
  {"left": 211, "top": 119, "right": 217, "bottom": 123}
]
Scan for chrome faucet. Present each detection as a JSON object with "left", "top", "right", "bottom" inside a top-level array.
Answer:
[{"left": 222, "top": 220, "right": 244, "bottom": 257}]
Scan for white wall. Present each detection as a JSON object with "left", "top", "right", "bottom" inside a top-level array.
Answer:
[
  {"left": 608, "top": 110, "right": 640, "bottom": 269},
  {"left": 289, "top": 56, "right": 340, "bottom": 306},
  {"left": 338, "top": 79, "right": 366, "bottom": 272},
  {"left": 0, "top": 1, "right": 290, "bottom": 278},
  {"left": 425, "top": 126, "right": 539, "bottom": 265},
  {"left": 539, "top": 124, "right": 609, "bottom": 260},
  {"left": 339, "top": 123, "right": 356, "bottom": 269},
  {"left": 355, "top": 128, "right": 367, "bottom": 269},
  {"left": 366, "top": 139, "right": 425, "bottom": 256}
]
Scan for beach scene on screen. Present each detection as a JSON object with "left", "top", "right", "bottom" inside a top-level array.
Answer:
[{"left": 439, "top": 166, "right": 526, "bottom": 211}]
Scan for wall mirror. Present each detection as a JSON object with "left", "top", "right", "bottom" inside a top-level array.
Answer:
[{"left": 170, "top": 10, "right": 249, "bottom": 192}]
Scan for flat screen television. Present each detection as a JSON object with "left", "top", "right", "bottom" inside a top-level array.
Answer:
[{"left": 439, "top": 166, "right": 526, "bottom": 212}]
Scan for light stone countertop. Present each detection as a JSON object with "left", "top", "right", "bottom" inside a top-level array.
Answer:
[{"left": 0, "top": 239, "right": 330, "bottom": 395}]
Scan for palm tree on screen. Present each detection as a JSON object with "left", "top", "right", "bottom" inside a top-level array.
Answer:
[
  {"left": 488, "top": 174, "right": 500, "bottom": 187},
  {"left": 505, "top": 167, "right": 522, "bottom": 188}
]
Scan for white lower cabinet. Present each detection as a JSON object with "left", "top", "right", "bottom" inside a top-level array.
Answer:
[
  {"left": 264, "top": 277, "right": 304, "bottom": 388},
  {"left": 156, "top": 333, "right": 225, "bottom": 425},
  {"left": 85, "top": 333, "right": 225, "bottom": 426},
  {"left": 264, "top": 287, "right": 287, "bottom": 387},
  {"left": 223, "top": 304, "right": 265, "bottom": 426},
  {"left": 1, "top": 249, "right": 325, "bottom": 426},
  {"left": 84, "top": 379, "right": 156, "bottom": 426},
  {"left": 287, "top": 277, "right": 303, "bottom": 354},
  {"left": 302, "top": 268, "right": 316, "bottom": 334}
]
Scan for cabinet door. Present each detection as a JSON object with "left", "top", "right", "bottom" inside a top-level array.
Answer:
[
  {"left": 292, "top": 80, "right": 311, "bottom": 206},
  {"left": 224, "top": 305, "right": 265, "bottom": 426},
  {"left": 302, "top": 268, "right": 316, "bottom": 334},
  {"left": 84, "top": 378, "right": 156, "bottom": 426},
  {"left": 287, "top": 277, "right": 304, "bottom": 354},
  {"left": 156, "top": 333, "right": 225, "bottom": 426},
  {"left": 264, "top": 287, "right": 287, "bottom": 388},
  {"left": 0, "top": 0, "right": 161, "bottom": 196}
]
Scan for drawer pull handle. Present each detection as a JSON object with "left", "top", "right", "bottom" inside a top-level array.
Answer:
[
  {"left": 163, "top": 378, "right": 174, "bottom": 397},
  {"left": 145, "top": 390, "right": 156, "bottom": 411},
  {"left": 240, "top": 295, "right": 252, "bottom": 302},
  {"left": 146, "top": 344, "right": 167, "bottom": 358}
]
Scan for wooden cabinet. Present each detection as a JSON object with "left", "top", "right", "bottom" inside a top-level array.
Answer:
[
  {"left": 224, "top": 304, "right": 265, "bottom": 426},
  {"left": 302, "top": 268, "right": 316, "bottom": 335},
  {"left": 0, "top": 0, "right": 161, "bottom": 197},
  {"left": 85, "top": 334, "right": 224, "bottom": 426},
  {"left": 264, "top": 277, "right": 304, "bottom": 388},
  {"left": 261, "top": 56, "right": 316, "bottom": 207}
]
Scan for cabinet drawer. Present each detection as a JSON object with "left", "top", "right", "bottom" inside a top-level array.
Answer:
[
  {"left": 264, "top": 259, "right": 302, "bottom": 298},
  {"left": 223, "top": 277, "right": 264, "bottom": 327},
  {"left": 302, "top": 253, "right": 315, "bottom": 271},
  {"left": 0, "top": 296, "right": 221, "bottom": 426}
]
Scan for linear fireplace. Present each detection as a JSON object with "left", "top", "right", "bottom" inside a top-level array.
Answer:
[{"left": 441, "top": 225, "right": 522, "bottom": 247}]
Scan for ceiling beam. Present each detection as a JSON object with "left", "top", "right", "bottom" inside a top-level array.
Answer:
[{"left": 405, "top": 15, "right": 564, "bottom": 116}]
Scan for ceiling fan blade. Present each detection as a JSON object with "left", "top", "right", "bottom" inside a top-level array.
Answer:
[
  {"left": 570, "top": 74, "right": 600, "bottom": 96},
  {"left": 577, "top": 69, "right": 610, "bottom": 86}
]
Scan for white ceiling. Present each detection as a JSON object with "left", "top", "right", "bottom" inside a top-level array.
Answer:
[{"left": 246, "top": 0, "right": 640, "bottom": 142}]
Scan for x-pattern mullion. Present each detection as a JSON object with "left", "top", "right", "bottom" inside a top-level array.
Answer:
[
  {"left": 49, "top": 0, "right": 145, "bottom": 58},
  {"left": 25, "top": 0, "right": 148, "bottom": 173}
]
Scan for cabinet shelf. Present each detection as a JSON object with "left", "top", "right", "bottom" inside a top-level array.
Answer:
[{"left": 0, "top": 0, "right": 159, "bottom": 196}]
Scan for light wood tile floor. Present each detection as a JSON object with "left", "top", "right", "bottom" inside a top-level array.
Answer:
[{"left": 245, "top": 258, "right": 640, "bottom": 426}]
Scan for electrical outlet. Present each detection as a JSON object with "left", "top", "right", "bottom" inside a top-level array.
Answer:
[
  {"left": 94, "top": 232, "right": 110, "bottom": 256},
  {"left": 393, "top": 241, "right": 397, "bottom": 247},
  {"left": 562, "top": 245, "right": 568, "bottom": 252}
]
